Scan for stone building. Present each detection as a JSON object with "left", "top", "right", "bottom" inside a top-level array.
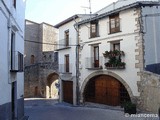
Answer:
[
  {"left": 24, "top": 20, "right": 59, "bottom": 99},
  {"left": 55, "top": 0, "right": 160, "bottom": 113},
  {"left": 0, "top": 0, "right": 26, "bottom": 120}
]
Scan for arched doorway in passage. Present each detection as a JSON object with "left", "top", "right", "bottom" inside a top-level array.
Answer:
[{"left": 46, "top": 73, "right": 59, "bottom": 99}]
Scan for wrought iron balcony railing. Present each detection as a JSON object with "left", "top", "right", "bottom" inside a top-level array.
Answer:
[
  {"left": 59, "top": 64, "right": 72, "bottom": 73},
  {"left": 58, "top": 38, "right": 71, "bottom": 49},
  {"left": 85, "top": 57, "right": 103, "bottom": 69}
]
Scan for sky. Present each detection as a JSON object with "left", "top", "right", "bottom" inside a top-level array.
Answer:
[{"left": 25, "top": 0, "right": 117, "bottom": 25}]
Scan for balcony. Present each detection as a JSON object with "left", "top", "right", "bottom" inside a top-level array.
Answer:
[
  {"left": 10, "top": 51, "right": 23, "bottom": 72},
  {"left": 103, "top": 50, "right": 125, "bottom": 69},
  {"left": 85, "top": 57, "right": 103, "bottom": 70},
  {"left": 58, "top": 38, "right": 71, "bottom": 50},
  {"left": 59, "top": 64, "right": 72, "bottom": 74}
]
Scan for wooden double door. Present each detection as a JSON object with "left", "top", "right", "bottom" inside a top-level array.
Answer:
[
  {"left": 85, "top": 75, "right": 128, "bottom": 106},
  {"left": 95, "top": 75, "right": 120, "bottom": 106}
]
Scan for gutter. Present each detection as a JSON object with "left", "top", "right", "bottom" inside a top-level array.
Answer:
[{"left": 77, "top": 1, "right": 160, "bottom": 26}]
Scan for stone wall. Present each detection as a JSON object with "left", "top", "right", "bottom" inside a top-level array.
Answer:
[
  {"left": 24, "top": 61, "right": 58, "bottom": 98},
  {"left": 138, "top": 71, "right": 160, "bottom": 113},
  {"left": 24, "top": 20, "right": 59, "bottom": 98}
]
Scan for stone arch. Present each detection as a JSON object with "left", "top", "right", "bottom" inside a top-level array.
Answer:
[
  {"left": 80, "top": 70, "right": 134, "bottom": 104},
  {"left": 46, "top": 72, "right": 59, "bottom": 98}
]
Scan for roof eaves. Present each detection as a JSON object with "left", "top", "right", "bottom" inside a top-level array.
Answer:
[
  {"left": 54, "top": 14, "right": 79, "bottom": 28},
  {"left": 77, "top": 1, "right": 160, "bottom": 26}
]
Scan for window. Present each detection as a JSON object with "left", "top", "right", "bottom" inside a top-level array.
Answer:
[
  {"left": 18, "top": 52, "right": 23, "bottom": 72},
  {"left": 10, "top": 31, "right": 23, "bottom": 72},
  {"left": 65, "top": 30, "right": 69, "bottom": 46},
  {"left": 109, "top": 14, "right": 120, "bottom": 34},
  {"left": 90, "top": 21, "right": 99, "bottom": 38},
  {"left": 11, "top": 31, "right": 16, "bottom": 71},
  {"left": 65, "top": 55, "right": 69, "bottom": 72},
  {"left": 93, "top": 46, "right": 99, "bottom": 67},
  {"left": 113, "top": 43, "right": 120, "bottom": 51},
  {"left": 13, "top": 0, "right": 16, "bottom": 8},
  {"left": 30, "top": 55, "right": 35, "bottom": 64}
]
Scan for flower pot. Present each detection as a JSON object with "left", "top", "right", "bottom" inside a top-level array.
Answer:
[{"left": 124, "top": 102, "right": 137, "bottom": 114}]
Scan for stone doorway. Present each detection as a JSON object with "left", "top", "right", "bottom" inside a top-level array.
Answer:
[{"left": 46, "top": 73, "right": 59, "bottom": 99}]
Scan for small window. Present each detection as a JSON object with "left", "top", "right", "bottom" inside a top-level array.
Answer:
[
  {"left": 11, "top": 31, "right": 15, "bottom": 70},
  {"left": 65, "top": 30, "right": 69, "bottom": 46},
  {"left": 109, "top": 14, "right": 120, "bottom": 34},
  {"left": 30, "top": 55, "right": 35, "bottom": 64},
  {"left": 65, "top": 54, "right": 69, "bottom": 72},
  {"left": 90, "top": 21, "right": 99, "bottom": 38},
  {"left": 13, "top": 0, "right": 16, "bottom": 8},
  {"left": 18, "top": 52, "right": 23, "bottom": 72},
  {"left": 113, "top": 43, "right": 120, "bottom": 51}
]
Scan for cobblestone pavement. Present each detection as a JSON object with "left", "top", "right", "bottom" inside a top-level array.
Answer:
[{"left": 24, "top": 98, "right": 159, "bottom": 120}]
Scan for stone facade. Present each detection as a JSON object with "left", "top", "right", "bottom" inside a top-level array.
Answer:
[
  {"left": 138, "top": 71, "right": 160, "bottom": 114},
  {"left": 24, "top": 20, "right": 59, "bottom": 98}
]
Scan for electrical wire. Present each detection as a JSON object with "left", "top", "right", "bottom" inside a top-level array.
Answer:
[{"left": 24, "top": 39, "right": 77, "bottom": 46}]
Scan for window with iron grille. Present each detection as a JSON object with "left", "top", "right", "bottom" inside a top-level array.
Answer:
[{"left": 109, "top": 14, "right": 120, "bottom": 34}]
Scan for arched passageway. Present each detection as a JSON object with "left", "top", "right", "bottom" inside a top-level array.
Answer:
[
  {"left": 46, "top": 73, "right": 59, "bottom": 99},
  {"left": 84, "top": 75, "right": 130, "bottom": 106}
]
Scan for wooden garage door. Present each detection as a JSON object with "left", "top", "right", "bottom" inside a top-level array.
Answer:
[
  {"left": 95, "top": 75, "right": 120, "bottom": 106},
  {"left": 84, "top": 75, "right": 130, "bottom": 106},
  {"left": 62, "top": 81, "right": 73, "bottom": 104}
]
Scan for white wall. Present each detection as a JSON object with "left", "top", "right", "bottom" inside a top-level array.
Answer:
[
  {"left": 0, "top": 0, "right": 26, "bottom": 105},
  {"left": 58, "top": 20, "right": 79, "bottom": 76},
  {"left": 79, "top": 8, "right": 141, "bottom": 96},
  {"left": 0, "top": 10, "right": 11, "bottom": 104}
]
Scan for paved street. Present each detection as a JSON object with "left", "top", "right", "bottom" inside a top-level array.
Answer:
[{"left": 24, "top": 98, "right": 159, "bottom": 120}]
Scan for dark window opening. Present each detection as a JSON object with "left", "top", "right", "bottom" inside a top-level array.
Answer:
[
  {"left": 13, "top": 0, "right": 16, "bottom": 8},
  {"left": 90, "top": 21, "right": 99, "bottom": 38},
  {"left": 65, "top": 30, "right": 69, "bottom": 46},
  {"left": 113, "top": 43, "right": 120, "bottom": 51},
  {"left": 93, "top": 46, "right": 99, "bottom": 68},
  {"left": 109, "top": 14, "right": 120, "bottom": 34},
  {"left": 65, "top": 55, "right": 69, "bottom": 72},
  {"left": 30, "top": 55, "right": 35, "bottom": 64}
]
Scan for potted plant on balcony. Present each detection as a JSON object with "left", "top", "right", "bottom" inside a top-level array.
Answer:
[
  {"left": 103, "top": 50, "right": 125, "bottom": 69},
  {"left": 123, "top": 101, "right": 137, "bottom": 114},
  {"left": 103, "top": 50, "right": 125, "bottom": 58}
]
